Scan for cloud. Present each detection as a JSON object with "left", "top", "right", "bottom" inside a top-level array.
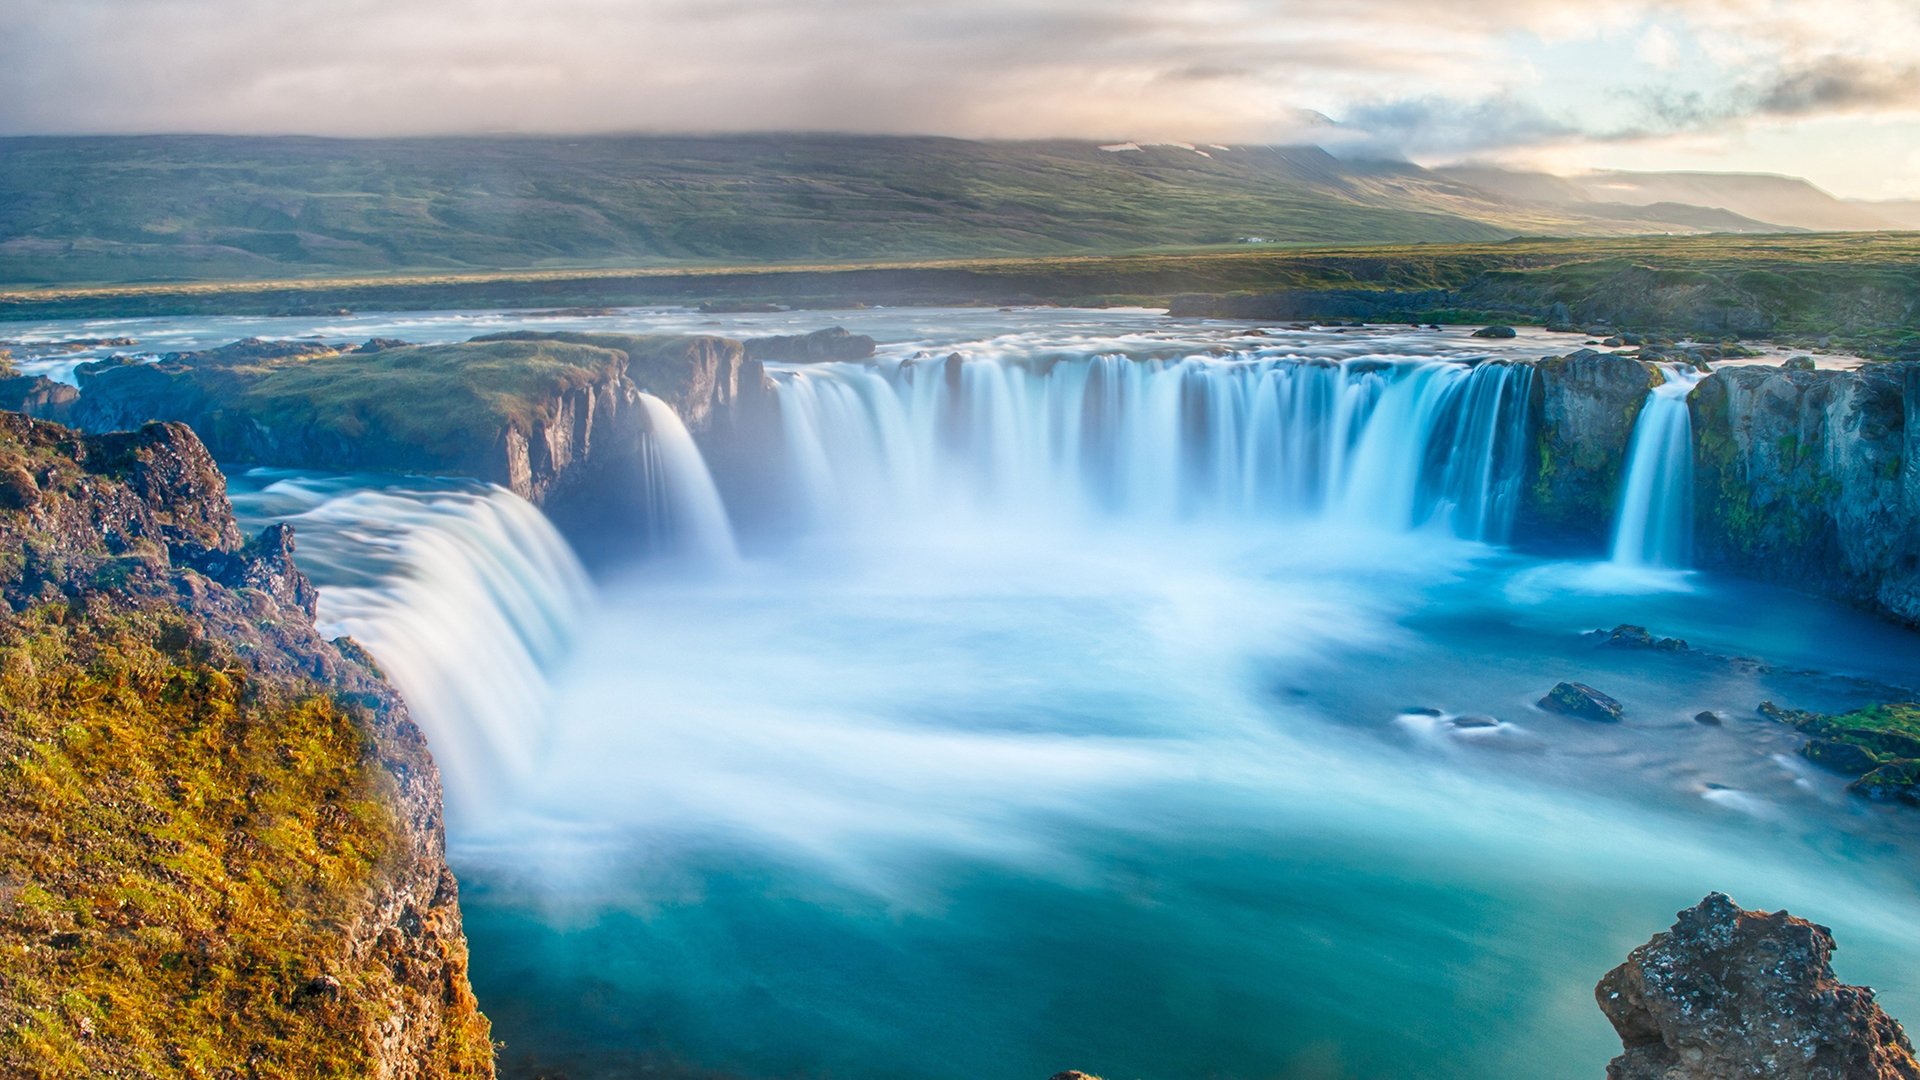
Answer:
[
  {"left": 1751, "top": 58, "right": 1920, "bottom": 117},
  {"left": 0, "top": 0, "right": 1916, "bottom": 160}
]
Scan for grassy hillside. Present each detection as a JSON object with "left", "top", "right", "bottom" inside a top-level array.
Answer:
[{"left": 0, "top": 134, "right": 1804, "bottom": 286}]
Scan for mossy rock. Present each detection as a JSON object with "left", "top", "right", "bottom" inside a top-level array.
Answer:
[{"left": 1851, "top": 760, "right": 1920, "bottom": 805}]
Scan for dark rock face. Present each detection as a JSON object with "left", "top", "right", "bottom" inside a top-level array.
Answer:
[
  {"left": 1517, "top": 350, "right": 1657, "bottom": 546},
  {"left": 1599, "top": 893, "right": 1919, "bottom": 1080},
  {"left": 0, "top": 412, "right": 492, "bottom": 1076},
  {"left": 1690, "top": 363, "right": 1919, "bottom": 627},
  {"left": 0, "top": 374, "right": 78, "bottom": 422},
  {"left": 743, "top": 326, "right": 878, "bottom": 363},
  {"left": 1538, "top": 681, "right": 1625, "bottom": 722}
]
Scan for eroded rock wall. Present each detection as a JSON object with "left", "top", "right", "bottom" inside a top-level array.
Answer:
[{"left": 1690, "top": 362, "right": 1919, "bottom": 625}]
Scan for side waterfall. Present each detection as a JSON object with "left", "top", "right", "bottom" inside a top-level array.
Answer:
[
  {"left": 231, "top": 476, "right": 595, "bottom": 819},
  {"left": 768, "top": 353, "right": 1535, "bottom": 542},
  {"left": 636, "top": 392, "right": 739, "bottom": 564},
  {"left": 1611, "top": 366, "right": 1706, "bottom": 569}
]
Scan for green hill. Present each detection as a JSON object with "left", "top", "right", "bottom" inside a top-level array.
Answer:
[{"left": 0, "top": 134, "right": 1792, "bottom": 286}]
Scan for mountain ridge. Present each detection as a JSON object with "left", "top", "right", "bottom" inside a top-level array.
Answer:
[{"left": 0, "top": 133, "right": 1906, "bottom": 286}]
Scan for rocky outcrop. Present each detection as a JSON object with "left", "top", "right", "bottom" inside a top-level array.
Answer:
[
  {"left": 1690, "top": 362, "right": 1919, "bottom": 626},
  {"left": 1599, "top": 893, "right": 1918, "bottom": 1080},
  {"left": 1518, "top": 349, "right": 1658, "bottom": 545},
  {"left": 0, "top": 412, "right": 491, "bottom": 1077},
  {"left": 0, "top": 333, "right": 778, "bottom": 540},
  {"left": 471, "top": 332, "right": 774, "bottom": 532},
  {"left": 743, "top": 326, "right": 878, "bottom": 363}
]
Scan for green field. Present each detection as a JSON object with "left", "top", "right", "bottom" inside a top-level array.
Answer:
[{"left": 5, "top": 233, "right": 1918, "bottom": 357}]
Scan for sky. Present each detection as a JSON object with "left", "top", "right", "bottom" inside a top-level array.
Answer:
[{"left": 4, "top": 0, "right": 1919, "bottom": 199}]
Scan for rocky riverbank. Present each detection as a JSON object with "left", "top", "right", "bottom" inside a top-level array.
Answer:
[{"left": 0, "top": 414, "right": 491, "bottom": 1077}]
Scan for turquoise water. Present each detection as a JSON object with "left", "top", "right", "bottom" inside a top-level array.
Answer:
[
  {"left": 452, "top": 522, "right": 1920, "bottom": 1080},
  {"left": 192, "top": 309, "right": 1920, "bottom": 1080}
]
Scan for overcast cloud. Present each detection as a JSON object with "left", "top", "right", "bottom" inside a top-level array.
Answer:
[{"left": 5, "top": 0, "right": 1920, "bottom": 193}]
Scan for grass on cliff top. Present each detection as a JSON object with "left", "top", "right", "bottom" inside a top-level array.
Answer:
[
  {"left": 474, "top": 330, "right": 733, "bottom": 394},
  {"left": 0, "top": 601, "right": 488, "bottom": 1078},
  {"left": 228, "top": 338, "right": 627, "bottom": 460}
]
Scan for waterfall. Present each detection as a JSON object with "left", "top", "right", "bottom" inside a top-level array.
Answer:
[
  {"left": 230, "top": 476, "right": 594, "bottom": 819},
  {"left": 761, "top": 353, "right": 1535, "bottom": 542},
  {"left": 636, "top": 392, "right": 740, "bottom": 564},
  {"left": 1610, "top": 366, "right": 1706, "bottom": 569}
]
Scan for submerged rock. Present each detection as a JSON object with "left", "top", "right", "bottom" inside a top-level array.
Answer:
[
  {"left": 1760, "top": 701, "right": 1920, "bottom": 803},
  {"left": 1855, "top": 760, "right": 1920, "bottom": 805},
  {"left": 1591, "top": 624, "right": 1690, "bottom": 652},
  {"left": 1598, "top": 892, "right": 1919, "bottom": 1080},
  {"left": 1539, "top": 681, "right": 1625, "bottom": 723},
  {"left": 1472, "top": 324, "right": 1518, "bottom": 339}
]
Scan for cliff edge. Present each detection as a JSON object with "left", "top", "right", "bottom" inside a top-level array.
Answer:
[{"left": 0, "top": 412, "right": 492, "bottom": 1078}]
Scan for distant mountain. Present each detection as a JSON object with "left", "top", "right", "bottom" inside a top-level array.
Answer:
[
  {"left": 0, "top": 134, "right": 1880, "bottom": 286},
  {"left": 1437, "top": 165, "right": 1918, "bottom": 233}
]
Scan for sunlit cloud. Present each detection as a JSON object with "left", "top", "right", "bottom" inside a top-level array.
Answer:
[{"left": 2, "top": 0, "right": 1918, "bottom": 193}]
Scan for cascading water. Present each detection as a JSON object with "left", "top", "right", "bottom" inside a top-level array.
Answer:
[
  {"left": 636, "top": 392, "right": 739, "bottom": 564},
  {"left": 172, "top": 313, "right": 1920, "bottom": 1080},
  {"left": 1611, "top": 365, "right": 1707, "bottom": 569},
  {"left": 228, "top": 474, "right": 594, "bottom": 820},
  {"left": 766, "top": 352, "right": 1534, "bottom": 543}
]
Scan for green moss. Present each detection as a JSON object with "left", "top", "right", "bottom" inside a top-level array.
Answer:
[
  {"left": 0, "top": 603, "right": 492, "bottom": 1078},
  {"left": 1798, "top": 704, "right": 1920, "bottom": 763}
]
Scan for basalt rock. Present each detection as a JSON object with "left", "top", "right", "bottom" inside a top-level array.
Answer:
[
  {"left": 1689, "top": 362, "right": 1919, "bottom": 627},
  {"left": 1517, "top": 350, "right": 1659, "bottom": 546},
  {"left": 1598, "top": 893, "right": 1919, "bottom": 1080},
  {"left": 1538, "top": 680, "right": 1625, "bottom": 722}
]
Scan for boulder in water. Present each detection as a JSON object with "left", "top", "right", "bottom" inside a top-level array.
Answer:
[
  {"left": 1784, "top": 354, "right": 1817, "bottom": 371},
  {"left": 1598, "top": 892, "right": 1919, "bottom": 1080},
  {"left": 1472, "top": 324, "right": 1518, "bottom": 339},
  {"left": 1854, "top": 760, "right": 1920, "bottom": 805},
  {"left": 1591, "top": 624, "right": 1690, "bottom": 652},
  {"left": 1538, "top": 681, "right": 1625, "bottom": 722}
]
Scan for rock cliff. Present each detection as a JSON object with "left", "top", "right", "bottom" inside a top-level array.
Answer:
[
  {"left": 1599, "top": 893, "right": 1918, "bottom": 1080},
  {"left": 1690, "top": 362, "right": 1919, "bottom": 625},
  {"left": 0, "top": 413, "right": 492, "bottom": 1077},
  {"left": 0, "top": 333, "right": 774, "bottom": 538},
  {"left": 1518, "top": 349, "right": 1659, "bottom": 546}
]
